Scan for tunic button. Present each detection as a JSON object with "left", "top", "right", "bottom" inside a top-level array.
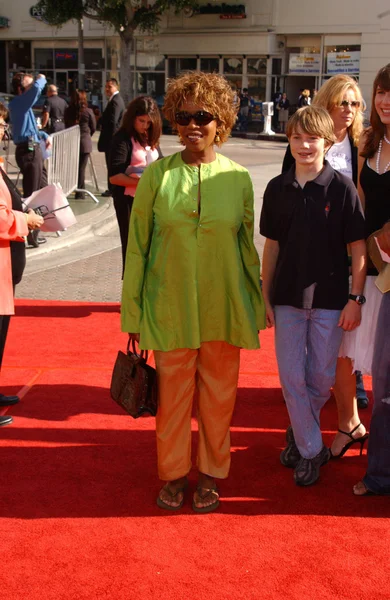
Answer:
[{"left": 192, "top": 210, "right": 197, "bottom": 214}]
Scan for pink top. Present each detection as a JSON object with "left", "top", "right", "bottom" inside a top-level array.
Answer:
[
  {"left": 0, "top": 175, "right": 28, "bottom": 315},
  {"left": 124, "top": 138, "right": 159, "bottom": 197}
]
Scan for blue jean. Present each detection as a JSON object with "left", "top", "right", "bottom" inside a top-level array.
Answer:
[
  {"left": 275, "top": 306, "right": 343, "bottom": 459},
  {"left": 363, "top": 292, "right": 390, "bottom": 494}
]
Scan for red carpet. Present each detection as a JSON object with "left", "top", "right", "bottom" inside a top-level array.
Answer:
[{"left": 1, "top": 300, "right": 389, "bottom": 600}]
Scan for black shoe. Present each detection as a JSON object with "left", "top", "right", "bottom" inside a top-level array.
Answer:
[
  {"left": 0, "top": 415, "right": 13, "bottom": 426},
  {"left": 27, "top": 230, "right": 40, "bottom": 248},
  {"left": 280, "top": 425, "right": 301, "bottom": 468},
  {"left": 294, "top": 445, "right": 330, "bottom": 487},
  {"left": 330, "top": 423, "right": 369, "bottom": 459},
  {"left": 101, "top": 190, "right": 112, "bottom": 197},
  {"left": 37, "top": 237, "right": 47, "bottom": 244},
  {"left": 0, "top": 394, "right": 20, "bottom": 406}
]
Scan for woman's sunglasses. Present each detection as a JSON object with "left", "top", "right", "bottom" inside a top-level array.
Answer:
[
  {"left": 175, "top": 110, "right": 216, "bottom": 126},
  {"left": 339, "top": 100, "right": 361, "bottom": 109}
]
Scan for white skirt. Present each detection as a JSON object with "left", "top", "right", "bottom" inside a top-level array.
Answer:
[{"left": 338, "top": 276, "right": 383, "bottom": 375}]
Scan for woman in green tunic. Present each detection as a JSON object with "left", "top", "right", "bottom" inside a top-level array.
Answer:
[{"left": 122, "top": 71, "right": 265, "bottom": 512}]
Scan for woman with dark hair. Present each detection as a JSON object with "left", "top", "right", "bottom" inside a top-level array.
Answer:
[
  {"left": 353, "top": 64, "right": 390, "bottom": 496},
  {"left": 109, "top": 96, "right": 162, "bottom": 274},
  {"left": 64, "top": 90, "right": 96, "bottom": 200}
]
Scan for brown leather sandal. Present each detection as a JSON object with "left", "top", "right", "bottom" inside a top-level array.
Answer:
[
  {"left": 156, "top": 479, "right": 188, "bottom": 511},
  {"left": 192, "top": 486, "right": 220, "bottom": 513}
]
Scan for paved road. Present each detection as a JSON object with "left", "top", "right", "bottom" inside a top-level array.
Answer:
[{"left": 15, "top": 134, "right": 287, "bottom": 303}]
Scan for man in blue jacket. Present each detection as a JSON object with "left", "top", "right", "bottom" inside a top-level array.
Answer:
[{"left": 9, "top": 73, "right": 49, "bottom": 247}]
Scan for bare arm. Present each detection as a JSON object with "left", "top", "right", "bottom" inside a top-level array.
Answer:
[
  {"left": 41, "top": 110, "right": 49, "bottom": 129},
  {"left": 261, "top": 238, "right": 279, "bottom": 328},
  {"left": 338, "top": 239, "right": 367, "bottom": 331}
]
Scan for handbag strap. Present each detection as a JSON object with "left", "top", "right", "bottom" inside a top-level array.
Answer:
[{"left": 127, "top": 338, "right": 148, "bottom": 362}]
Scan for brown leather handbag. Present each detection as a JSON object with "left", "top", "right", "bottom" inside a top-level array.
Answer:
[{"left": 110, "top": 340, "right": 158, "bottom": 418}]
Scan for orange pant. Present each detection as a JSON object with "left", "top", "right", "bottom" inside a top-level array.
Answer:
[{"left": 154, "top": 341, "right": 240, "bottom": 481}]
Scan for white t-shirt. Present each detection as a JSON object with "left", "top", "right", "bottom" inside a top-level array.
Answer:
[{"left": 326, "top": 134, "right": 353, "bottom": 180}]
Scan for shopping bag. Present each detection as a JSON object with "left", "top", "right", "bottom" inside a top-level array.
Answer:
[{"left": 23, "top": 184, "right": 77, "bottom": 232}]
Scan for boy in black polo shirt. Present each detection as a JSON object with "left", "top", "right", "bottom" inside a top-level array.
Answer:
[{"left": 260, "top": 106, "right": 366, "bottom": 486}]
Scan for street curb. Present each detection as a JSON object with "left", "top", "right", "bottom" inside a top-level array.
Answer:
[{"left": 25, "top": 198, "right": 117, "bottom": 262}]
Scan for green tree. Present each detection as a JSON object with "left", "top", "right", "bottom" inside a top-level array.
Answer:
[{"left": 36, "top": 0, "right": 199, "bottom": 104}]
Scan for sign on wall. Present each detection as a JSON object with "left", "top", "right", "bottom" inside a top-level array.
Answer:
[
  {"left": 289, "top": 53, "right": 321, "bottom": 74},
  {"left": 30, "top": 5, "right": 48, "bottom": 24},
  {"left": 327, "top": 51, "right": 360, "bottom": 74}
]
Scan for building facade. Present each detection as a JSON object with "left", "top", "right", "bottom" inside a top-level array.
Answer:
[{"left": 0, "top": 0, "right": 389, "bottom": 110}]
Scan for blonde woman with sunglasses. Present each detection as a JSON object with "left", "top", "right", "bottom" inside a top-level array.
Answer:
[{"left": 121, "top": 72, "right": 265, "bottom": 513}]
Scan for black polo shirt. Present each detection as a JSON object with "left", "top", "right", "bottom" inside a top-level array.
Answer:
[{"left": 260, "top": 161, "right": 365, "bottom": 310}]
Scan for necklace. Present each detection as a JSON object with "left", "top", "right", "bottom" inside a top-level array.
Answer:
[
  {"left": 376, "top": 139, "right": 390, "bottom": 174},
  {"left": 384, "top": 133, "right": 390, "bottom": 145}
]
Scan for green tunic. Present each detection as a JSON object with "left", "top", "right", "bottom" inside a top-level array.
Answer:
[{"left": 121, "top": 151, "right": 265, "bottom": 351}]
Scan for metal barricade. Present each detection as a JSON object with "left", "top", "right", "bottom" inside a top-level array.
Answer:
[{"left": 46, "top": 126, "right": 99, "bottom": 203}]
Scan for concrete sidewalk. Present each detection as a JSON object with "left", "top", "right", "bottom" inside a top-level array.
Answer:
[{"left": 13, "top": 133, "right": 286, "bottom": 302}]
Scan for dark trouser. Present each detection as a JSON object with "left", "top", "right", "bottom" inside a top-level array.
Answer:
[
  {"left": 15, "top": 143, "right": 44, "bottom": 246},
  {"left": 77, "top": 152, "right": 90, "bottom": 194},
  {"left": 51, "top": 121, "right": 65, "bottom": 133},
  {"left": 363, "top": 292, "right": 390, "bottom": 494},
  {"left": 113, "top": 191, "right": 133, "bottom": 277},
  {"left": 0, "top": 315, "right": 11, "bottom": 370},
  {"left": 15, "top": 143, "right": 43, "bottom": 197},
  {"left": 105, "top": 150, "right": 112, "bottom": 192}
]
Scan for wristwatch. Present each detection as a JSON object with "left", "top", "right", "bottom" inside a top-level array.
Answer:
[{"left": 349, "top": 294, "right": 366, "bottom": 305}]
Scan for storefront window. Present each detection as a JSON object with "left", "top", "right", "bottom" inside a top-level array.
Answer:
[
  {"left": 247, "top": 77, "right": 266, "bottom": 102},
  {"left": 247, "top": 58, "right": 267, "bottom": 75},
  {"left": 106, "top": 38, "right": 120, "bottom": 71},
  {"left": 8, "top": 40, "right": 32, "bottom": 70},
  {"left": 39, "top": 71, "right": 54, "bottom": 86},
  {"left": 223, "top": 57, "right": 243, "bottom": 74},
  {"left": 136, "top": 72, "right": 165, "bottom": 106},
  {"left": 35, "top": 48, "right": 54, "bottom": 70},
  {"left": 55, "top": 49, "right": 78, "bottom": 70},
  {"left": 84, "top": 49, "right": 104, "bottom": 70},
  {"left": 224, "top": 75, "right": 242, "bottom": 92},
  {"left": 85, "top": 71, "right": 103, "bottom": 103},
  {"left": 168, "top": 58, "right": 197, "bottom": 78},
  {"left": 200, "top": 57, "right": 219, "bottom": 73},
  {"left": 136, "top": 53, "right": 165, "bottom": 71},
  {"left": 272, "top": 58, "right": 282, "bottom": 76}
]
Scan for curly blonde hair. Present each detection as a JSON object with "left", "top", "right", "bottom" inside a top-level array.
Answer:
[
  {"left": 163, "top": 71, "right": 238, "bottom": 146},
  {"left": 312, "top": 74, "right": 364, "bottom": 147}
]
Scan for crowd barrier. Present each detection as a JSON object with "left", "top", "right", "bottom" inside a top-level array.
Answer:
[{"left": 46, "top": 126, "right": 99, "bottom": 203}]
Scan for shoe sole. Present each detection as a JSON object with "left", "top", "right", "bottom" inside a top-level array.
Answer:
[
  {"left": 192, "top": 499, "right": 220, "bottom": 513},
  {"left": 156, "top": 496, "right": 184, "bottom": 511}
]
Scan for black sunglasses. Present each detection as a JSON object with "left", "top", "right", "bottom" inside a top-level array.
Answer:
[
  {"left": 339, "top": 100, "right": 361, "bottom": 109},
  {"left": 175, "top": 110, "right": 216, "bottom": 126}
]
